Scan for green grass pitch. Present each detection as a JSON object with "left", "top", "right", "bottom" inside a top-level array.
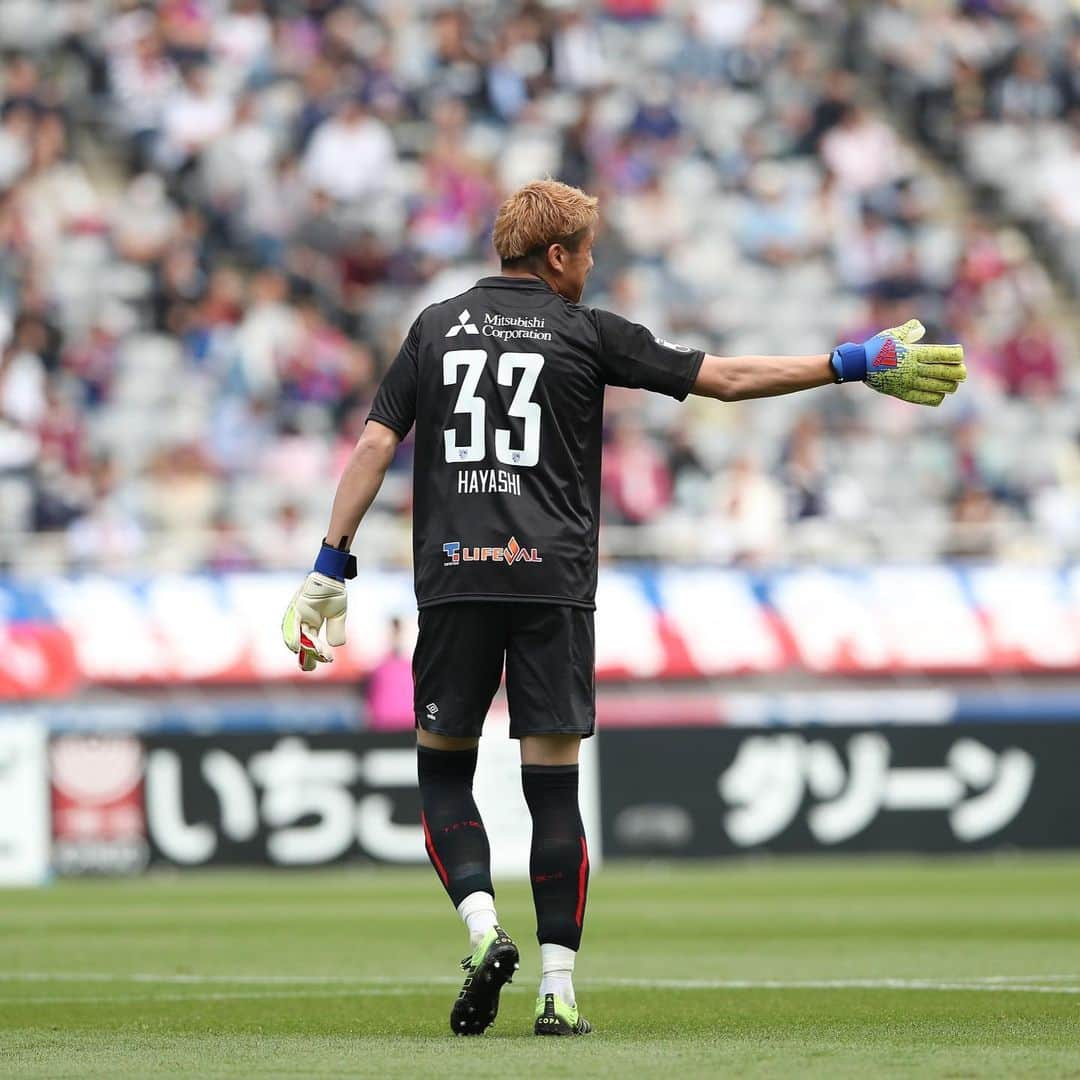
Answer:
[{"left": 2, "top": 856, "right": 1079, "bottom": 1078}]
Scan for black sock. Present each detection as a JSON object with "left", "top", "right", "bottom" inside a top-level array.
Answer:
[
  {"left": 521, "top": 764, "right": 589, "bottom": 951},
  {"left": 417, "top": 746, "right": 493, "bottom": 906}
]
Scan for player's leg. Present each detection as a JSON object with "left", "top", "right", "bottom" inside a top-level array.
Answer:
[
  {"left": 416, "top": 727, "right": 493, "bottom": 938},
  {"left": 413, "top": 602, "right": 518, "bottom": 1034},
  {"left": 521, "top": 734, "right": 592, "bottom": 1034},
  {"left": 506, "top": 605, "right": 595, "bottom": 1036}
]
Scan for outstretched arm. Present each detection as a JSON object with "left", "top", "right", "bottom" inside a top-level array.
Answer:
[
  {"left": 324, "top": 420, "right": 401, "bottom": 550},
  {"left": 692, "top": 352, "right": 833, "bottom": 402},
  {"left": 690, "top": 319, "right": 965, "bottom": 406}
]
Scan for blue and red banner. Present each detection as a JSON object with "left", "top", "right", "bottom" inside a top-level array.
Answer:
[{"left": 2, "top": 565, "right": 1080, "bottom": 699}]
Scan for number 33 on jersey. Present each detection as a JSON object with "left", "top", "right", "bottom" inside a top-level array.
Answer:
[
  {"left": 443, "top": 350, "right": 544, "bottom": 469},
  {"left": 366, "top": 275, "right": 704, "bottom": 610}
]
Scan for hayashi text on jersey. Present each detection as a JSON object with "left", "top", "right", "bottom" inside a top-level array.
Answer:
[{"left": 457, "top": 467, "right": 522, "bottom": 496}]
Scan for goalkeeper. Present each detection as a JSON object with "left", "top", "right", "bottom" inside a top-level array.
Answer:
[{"left": 282, "top": 180, "right": 965, "bottom": 1037}]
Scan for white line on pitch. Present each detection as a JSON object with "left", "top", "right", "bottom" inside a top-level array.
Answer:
[
  {"left": 0, "top": 988, "right": 428, "bottom": 1006},
  {"left": 973, "top": 974, "right": 1080, "bottom": 983},
  {"left": 1, "top": 973, "right": 1079, "bottom": 996},
  {"left": 0, "top": 972, "right": 459, "bottom": 986},
  {"left": 589, "top": 977, "right": 1080, "bottom": 995}
]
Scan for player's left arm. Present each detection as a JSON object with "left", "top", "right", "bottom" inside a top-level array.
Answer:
[
  {"left": 692, "top": 319, "right": 965, "bottom": 406},
  {"left": 325, "top": 420, "right": 401, "bottom": 551},
  {"left": 282, "top": 313, "right": 422, "bottom": 672},
  {"left": 281, "top": 420, "right": 401, "bottom": 671}
]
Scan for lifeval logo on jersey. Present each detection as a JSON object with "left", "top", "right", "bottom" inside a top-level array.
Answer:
[
  {"left": 445, "top": 309, "right": 479, "bottom": 337},
  {"left": 442, "top": 537, "right": 543, "bottom": 566}
]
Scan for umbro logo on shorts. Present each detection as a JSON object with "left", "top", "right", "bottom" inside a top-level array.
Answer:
[
  {"left": 445, "top": 309, "right": 479, "bottom": 337},
  {"left": 426, "top": 702, "right": 439, "bottom": 716}
]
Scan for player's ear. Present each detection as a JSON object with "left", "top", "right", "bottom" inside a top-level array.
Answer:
[{"left": 547, "top": 242, "right": 565, "bottom": 274}]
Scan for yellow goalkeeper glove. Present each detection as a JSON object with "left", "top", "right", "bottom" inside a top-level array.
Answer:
[{"left": 831, "top": 319, "right": 965, "bottom": 406}]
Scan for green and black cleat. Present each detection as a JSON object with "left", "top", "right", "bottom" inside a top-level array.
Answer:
[
  {"left": 533, "top": 992, "right": 592, "bottom": 1036},
  {"left": 450, "top": 925, "right": 520, "bottom": 1035}
]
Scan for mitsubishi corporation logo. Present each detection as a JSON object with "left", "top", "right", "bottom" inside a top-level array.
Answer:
[
  {"left": 442, "top": 537, "right": 543, "bottom": 566},
  {"left": 445, "top": 309, "right": 479, "bottom": 337}
]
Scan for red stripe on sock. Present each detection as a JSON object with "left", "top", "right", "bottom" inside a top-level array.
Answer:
[
  {"left": 574, "top": 836, "right": 589, "bottom": 928},
  {"left": 421, "top": 811, "right": 449, "bottom": 887}
]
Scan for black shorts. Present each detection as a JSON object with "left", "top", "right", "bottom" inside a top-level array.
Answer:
[{"left": 413, "top": 602, "right": 595, "bottom": 740}]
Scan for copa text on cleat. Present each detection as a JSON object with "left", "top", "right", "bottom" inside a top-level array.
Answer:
[
  {"left": 533, "top": 992, "right": 592, "bottom": 1036},
  {"left": 449, "top": 925, "right": 520, "bottom": 1036}
]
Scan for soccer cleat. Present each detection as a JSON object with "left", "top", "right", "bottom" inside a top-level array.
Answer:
[
  {"left": 533, "top": 992, "right": 592, "bottom": 1036},
  {"left": 450, "top": 925, "right": 520, "bottom": 1036}
]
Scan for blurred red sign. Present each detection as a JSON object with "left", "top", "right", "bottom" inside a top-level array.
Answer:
[{"left": 50, "top": 736, "right": 148, "bottom": 875}]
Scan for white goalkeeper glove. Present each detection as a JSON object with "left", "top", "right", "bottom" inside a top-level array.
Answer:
[{"left": 281, "top": 542, "right": 356, "bottom": 671}]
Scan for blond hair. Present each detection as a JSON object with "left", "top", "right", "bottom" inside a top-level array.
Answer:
[{"left": 492, "top": 179, "right": 599, "bottom": 263}]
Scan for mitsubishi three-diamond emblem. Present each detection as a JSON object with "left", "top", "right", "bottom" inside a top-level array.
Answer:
[{"left": 445, "top": 309, "right": 479, "bottom": 337}]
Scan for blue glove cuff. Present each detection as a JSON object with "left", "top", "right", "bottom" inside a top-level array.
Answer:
[
  {"left": 313, "top": 541, "right": 357, "bottom": 581},
  {"left": 830, "top": 341, "right": 867, "bottom": 383}
]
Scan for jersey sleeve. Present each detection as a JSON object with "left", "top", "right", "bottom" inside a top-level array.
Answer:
[
  {"left": 592, "top": 308, "right": 705, "bottom": 401},
  {"left": 367, "top": 316, "right": 420, "bottom": 438}
]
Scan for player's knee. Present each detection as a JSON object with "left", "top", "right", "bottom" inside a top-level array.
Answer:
[
  {"left": 417, "top": 729, "right": 480, "bottom": 752},
  {"left": 520, "top": 734, "right": 581, "bottom": 766}
]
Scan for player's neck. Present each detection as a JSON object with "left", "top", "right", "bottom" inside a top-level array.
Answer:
[{"left": 497, "top": 267, "right": 556, "bottom": 292}]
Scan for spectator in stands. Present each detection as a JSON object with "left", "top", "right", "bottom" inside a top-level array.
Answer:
[
  {"left": 301, "top": 94, "right": 397, "bottom": 205},
  {"left": 106, "top": 20, "right": 178, "bottom": 172},
  {"left": 205, "top": 510, "right": 257, "bottom": 572},
  {"left": 820, "top": 105, "right": 906, "bottom": 195},
  {"left": 200, "top": 92, "right": 277, "bottom": 220},
  {"left": 254, "top": 502, "right": 315, "bottom": 573},
  {"left": 212, "top": 0, "right": 273, "bottom": 94},
  {"left": 158, "top": 61, "right": 232, "bottom": 173},
  {"left": 0, "top": 101, "right": 33, "bottom": 189},
  {"left": 0, "top": 314, "right": 47, "bottom": 426},
  {"left": 232, "top": 268, "right": 298, "bottom": 397},
  {"left": 61, "top": 314, "right": 120, "bottom": 408},
  {"left": 782, "top": 414, "right": 829, "bottom": 521},
  {"left": 279, "top": 296, "right": 354, "bottom": 407},
  {"left": 141, "top": 442, "right": 219, "bottom": 537},
  {"left": 158, "top": 0, "right": 213, "bottom": 67},
  {"left": 602, "top": 416, "right": 673, "bottom": 527},
  {"left": 364, "top": 617, "right": 415, "bottom": 732},
  {"left": 999, "top": 312, "right": 1064, "bottom": 399},
  {"left": 36, "top": 376, "right": 86, "bottom": 478},
  {"left": 991, "top": 50, "right": 1064, "bottom": 124},
  {"left": 713, "top": 455, "right": 786, "bottom": 566},
  {"left": 66, "top": 456, "right": 144, "bottom": 571},
  {"left": 1039, "top": 122, "right": 1080, "bottom": 234},
  {"left": 944, "top": 484, "right": 1000, "bottom": 561},
  {"left": 736, "top": 162, "right": 815, "bottom": 267}
]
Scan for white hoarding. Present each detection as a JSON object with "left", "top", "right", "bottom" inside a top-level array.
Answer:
[{"left": 0, "top": 720, "right": 50, "bottom": 887}]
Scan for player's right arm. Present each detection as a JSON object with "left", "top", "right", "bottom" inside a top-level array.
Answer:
[
  {"left": 693, "top": 319, "right": 965, "bottom": 406},
  {"left": 693, "top": 351, "right": 834, "bottom": 402},
  {"left": 595, "top": 310, "right": 964, "bottom": 409}
]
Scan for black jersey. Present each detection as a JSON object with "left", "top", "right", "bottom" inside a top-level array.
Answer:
[{"left": 367, "top": 275, "right": 704, "bottom": 609}]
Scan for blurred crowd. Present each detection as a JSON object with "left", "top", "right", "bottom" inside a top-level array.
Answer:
[
  {"left": 858, "top": 0, "right": 1080, "bottom": 291},
  {"left": 0, "top": 0, "right": 1077, "bottom": 575}
]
